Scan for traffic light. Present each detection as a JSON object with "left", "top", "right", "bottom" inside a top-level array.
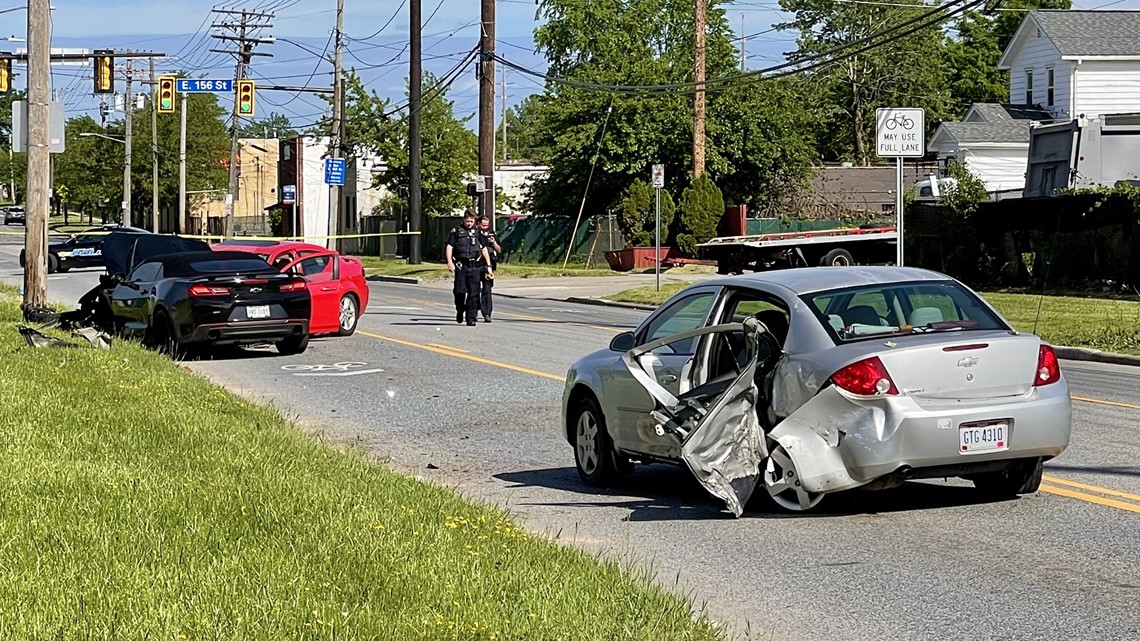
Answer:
[
  {"left": 236, "top": 79, "right": 255, "bottom": 117},
  {"left": 0, "top": 55, "right": 10, "bottom": 95},
  {"left": 157, "top": 76, "right": 176, "bottom": 114},
  {"left": 93, "top": 49, "right": 114, "bottom": 94}
]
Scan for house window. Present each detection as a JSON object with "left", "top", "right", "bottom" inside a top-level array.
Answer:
[
  {"left": 1046, "top": 67, "right": 1055, "bottom": 107},
  {"left": 1025, "top": 70, "right": 1034, "bottom": 104}
]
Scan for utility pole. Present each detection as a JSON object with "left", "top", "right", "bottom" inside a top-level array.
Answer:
[
  {"left": 693, "top": 0, "right": 707, "bottom": 179},
  {"left": 408, "top": 0, "right": 423, "bottom": 264},
  {"left": 478, "top": 0, "right": 496, "bottom": 228},
  {"left": 22, "top": 0, "right": 50, "bottom": 314},
  {"left": 740, "top": 14, "right": 746, "bottom": 71},
  {"left": 329, "top": 0, "right": 345, "bottom": 252},
  {"left": 211, "top": 7, "right": 275, "bottom": 238},
  {"left": 179, "top": 88, "right": 188, "bottom": 234},
  {"left": 123, "top": 59, "right": 134, "bottom": 226},
  {"left": 149, "top": 57, "right": 159, "bottom": 233},
  {"left": 501, "top": 66, "right": 507, "bottom": 161}
]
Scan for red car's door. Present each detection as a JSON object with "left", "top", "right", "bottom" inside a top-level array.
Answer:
[{"left": 282, "top": 252, "right": 340, "bottom": 334}]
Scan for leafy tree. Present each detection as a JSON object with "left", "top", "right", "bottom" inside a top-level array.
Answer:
[
  {"left": 618, "top": 178, "right": 674, "bottom": 246},
  {"left": 241, "top": 112, "right": 298, "bottom": 138},
  {"left": 497, "top": 95, "right": 553, "bottom": 164},
  {"left": 776, "top": 0, "right": 955, "bottom": 164},
  {"left": 53, "top": 115, "right": 123, "bottom": 222},
  {"left": 0, "top": 90, "right": 27, "bottom": 203},
  {"left": 333, "top": 71, "right": 476, "bottom": 217},
  {"left": 526, "top": 0, "right": 738, "bottom": 218},
  {"left": 675, "top": 174, "right": 723, "bottom": 253},
  {"left": 947, "top": 1, "right": 1070, "bottom": 109}
]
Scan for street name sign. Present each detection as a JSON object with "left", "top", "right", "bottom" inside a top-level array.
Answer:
[{"left": 177, "top": 79, "right": 234, "bottom": 93}]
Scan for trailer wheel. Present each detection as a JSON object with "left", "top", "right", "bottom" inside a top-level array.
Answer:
[{"left": 820, "top": 248, "right": 854, "bottom": 267}]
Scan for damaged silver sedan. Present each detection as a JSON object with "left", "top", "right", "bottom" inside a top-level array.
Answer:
[{"left": 561, "top": 267, "right": 1071, "bottom": 515}]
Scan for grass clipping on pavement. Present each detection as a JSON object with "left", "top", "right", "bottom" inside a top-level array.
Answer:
[
  {"left": 0, "top": 293, "right": 722, "bottom": 640},
  {"left": 607, "top": 282, "right": 1140, "bottom": 354}
]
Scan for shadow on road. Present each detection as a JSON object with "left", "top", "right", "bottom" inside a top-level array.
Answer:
[
  {"left": 1045, "top": 463, "right": 1140, "bottom": 478},
  {"left": 497, "top": 464, "right": 1017, "bottom": 521}
]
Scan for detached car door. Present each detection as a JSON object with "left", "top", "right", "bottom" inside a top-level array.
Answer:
[{"left": 282, "top": 252, "right": 340, "bottom": 333}]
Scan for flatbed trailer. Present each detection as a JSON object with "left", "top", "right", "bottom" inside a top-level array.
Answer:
[{"left": 696, "top": 225, "right": 898, "bottom": 274}]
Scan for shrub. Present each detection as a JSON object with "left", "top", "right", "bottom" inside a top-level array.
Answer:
[{"left": 675, "top": 174, "right": 724, "bottom": 254}]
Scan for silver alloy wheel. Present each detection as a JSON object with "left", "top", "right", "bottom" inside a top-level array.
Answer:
[
  {"left": 339, "top": 295, "right": 358, "bottom": 332},
  {"left": 576, "top": 410, "right": 600, "bottom": 476},
  {"left": 763, "top": 445, "right": 825, "bottom": 511}
]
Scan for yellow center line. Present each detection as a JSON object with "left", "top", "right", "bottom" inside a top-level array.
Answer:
[
  {"left": 427, "top": 343, "right": 470, "bottom": 353},
  {"left": 406, "top": 297, "right": 624, "bottom": 333},
  {"left": 1039, "top": 484, "right": 1140, "bottom": 514},
  {"left": 358, "top": 330, "right": 565, "bottom": 382},
  {"left": 1041, "top": 475, "right": 1140, "bottom": 503},
  {"left": 1072, "top": 395, "right": 1140, "bottom": 411}
]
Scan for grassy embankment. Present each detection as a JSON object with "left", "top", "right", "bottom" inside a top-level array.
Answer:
[
  {"left": 0, "top": 287, "right": 723, "bottom": 640},
  {"left": 607, "top": 282, "right": 1140, "bottom": 354}
]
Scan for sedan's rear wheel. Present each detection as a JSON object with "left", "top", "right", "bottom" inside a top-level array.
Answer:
[
  {"left": 573, "top": 396, "right": 629, "bottom": 487},
  {"left": 763, "top": 444, "right": 825, "bottom": 512},
  {"left": 276, "top": 333, "right": 310, "bottom": 356},
  {"left": 971, "top": 458, "right": 1043, "bottom": 498},
  {"left": 338, "top": 294, "right": 359, "bottom": 336}
]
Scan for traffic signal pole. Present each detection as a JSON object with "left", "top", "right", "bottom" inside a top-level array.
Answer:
[
  {"left": 150, "top": 58, "right": 159, "bottom": 233},
  {"left": 179, "top": 89, "right": 188, "bottom": 234},
  {"left": 123, "top": 59, "right": 133, "bottom": 227}
]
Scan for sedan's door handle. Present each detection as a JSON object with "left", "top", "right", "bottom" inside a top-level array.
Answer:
[
  {"left": 320, "top": 286, "right": 336, "bottom": 292},
  {"left": 660, "top": 373, "right": 678, "bottom": 384}
]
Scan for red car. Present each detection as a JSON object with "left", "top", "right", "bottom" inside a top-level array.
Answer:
[{"left": 210, "top": 240, "right": 369, "bottom": 336}]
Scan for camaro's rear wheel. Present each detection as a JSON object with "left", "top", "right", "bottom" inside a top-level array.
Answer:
[
  {"left": 971, "top": 458, "right": 1043, "bottom": 498},
  {"left": 572, "top": 396, "right": 630, "bottom": 487},
  {"left": 338, "top": 294, "right": 359, "bottom": 336},
  {"left": 763, "top": 444, "right": 825, "bottom": 512},
  {"left": 148, "top": 311, "right": 191, "bottom": 360}
]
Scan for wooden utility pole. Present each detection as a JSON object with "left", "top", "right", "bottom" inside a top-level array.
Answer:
[
  {"left": 408, "top": 0, "right": 423, "bottom": 264},
  {"left": 123, "top": 59, "right": 134, "bottom": 226},
  {"left": 693, "top": 0, "right": 707, "bottom": 179},
  {"left": 478, "top": 0, "right": 496, "bottom": 228},
  {"left": 22, "top": 0, "right": 50, "bottom": 314},
  {"left": 150, "top": 57, "right": 159, "bottom": 233},
  {"left": 179, "top": 88, "right": 188, "bottom": 233},
  {"left": 501, "top": 66, "right": 507, "bottom": 161},
  {"left": 329, "top": 0, "right": 345, "bottom": 252}
]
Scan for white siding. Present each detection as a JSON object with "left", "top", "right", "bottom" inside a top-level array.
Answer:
[
  {"left": 940, "top": 146, "right": 1029, "bottom": 193},
  {"left": 1071, "top": 61, "right": 1140, "bottom": 119},
  {"left": 1007, "top": 26, "right": 1063, "bottom": 113},
  {"left": 301, "top": 138, "right": 332, "bottom": 247}
]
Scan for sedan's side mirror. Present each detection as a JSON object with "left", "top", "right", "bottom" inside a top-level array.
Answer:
[{"left": 609, "top": 331, "right": 636, "bottom": 352}]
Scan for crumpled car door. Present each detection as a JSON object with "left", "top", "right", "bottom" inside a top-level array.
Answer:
[{"left": 621, "top": 317, "right": 778, "bottom": 517}]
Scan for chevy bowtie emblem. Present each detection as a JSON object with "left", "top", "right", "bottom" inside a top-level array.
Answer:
[
  {"left": 250, "top": 287, "right": 263, "bottom": 293},
  {"left": 957, "top": 357, "right": 979, "bottom": 368}
]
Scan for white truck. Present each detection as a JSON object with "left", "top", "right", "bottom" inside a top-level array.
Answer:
[{"left": 696, "top": 224, "right": 899, "bottom": 275}]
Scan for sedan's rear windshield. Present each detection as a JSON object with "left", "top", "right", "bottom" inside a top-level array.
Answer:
[
  {"left": 801, "top": 280, "right": 1009, "bottom": 343},
  {"left": 184, "top": 259, "right": 275, "bottom": 275}
]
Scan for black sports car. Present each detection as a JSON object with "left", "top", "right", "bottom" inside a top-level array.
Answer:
[
  {"left": 19, "top": 224, "right": 151, "bottom": 273},
  {"left": 108, "top": 250, "right": 312, "bottom": 356}
]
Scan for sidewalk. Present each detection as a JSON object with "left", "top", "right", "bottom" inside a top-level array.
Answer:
[{"left": 419, "top": 272, "right": 717, "bottom": 300}]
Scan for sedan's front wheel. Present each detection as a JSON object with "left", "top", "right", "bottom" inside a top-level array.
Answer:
[{"left": 573, "top": 396, "right": 630, "bottom": 487}]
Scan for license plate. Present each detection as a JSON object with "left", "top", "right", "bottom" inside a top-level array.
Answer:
[
  {"left": 246, "top": 305, "right": 271, "bottom": 319},
  {"left": 959, "top": 420, "right": 1009, "bottom": 454}
]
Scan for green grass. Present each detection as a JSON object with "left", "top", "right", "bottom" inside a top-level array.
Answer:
[
  {"left": 607, "top": 283, "right": 1140, "bottom": 354},
  {"left": 359, "top": 257, "right": 620, "bottom": 281},
  {"left": 0, "top": 289, "right": 724, "bottom": 640}
]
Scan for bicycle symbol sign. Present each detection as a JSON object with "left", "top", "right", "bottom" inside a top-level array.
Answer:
[{"left": 875, "top": 108, "right": 925, "bottom": 158}]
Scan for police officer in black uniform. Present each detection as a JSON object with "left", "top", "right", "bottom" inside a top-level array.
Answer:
[
  {"left": 477, "top": 214, "right": 501, "bottom": 323},
  {"left": 446, "top": 210, "right": 495, "bottom": 326}
]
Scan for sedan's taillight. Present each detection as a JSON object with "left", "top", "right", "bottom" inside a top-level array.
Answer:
[
  {"left": 279, "top": 279, "right": 307, "bottom": 293},
  {"left": 189, "top": 284, "right": 232, "bottom": 297},
  {"left": 1034, "top": 344, "right": 1061, "bottom": 386},
  {"left": 831, "top": 356, "right": 899, "bottom": 396}
]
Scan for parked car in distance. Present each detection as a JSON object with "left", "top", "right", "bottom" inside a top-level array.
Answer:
[
  {"left": 108, "top": 250, "right": 312, "bottom": 356},
  {"left": 561, "top": 266, "right": 1072, "bottom": 515},
  {"left": 3, "top": 206, "right": 25, "bottom": 225},
  {"left": 210, "top": 239, "right": 369, "bottom": 336},
  {"left": 18, "top": 224, "right": 151, "bottom": 273}
]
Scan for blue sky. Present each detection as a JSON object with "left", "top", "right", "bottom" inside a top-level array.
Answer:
[{"left": 5, "top": 0, "right": 1138, "bottom": 131}]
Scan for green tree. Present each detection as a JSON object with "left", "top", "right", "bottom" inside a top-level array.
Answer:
[
  {"left": 241, "top": 112, "right": 297, "bottom": 138},
  {"left": 0, "top": 89, "right": 27, "bottom": 203},
  {"left": 53, "top": 115, "right": 123, "bottom": 222},
  {"left": 618, "top": 178, "right": 674, "bottom": 246},
  {"left": 777, "top": 0, "right": 955, "bottom": 164},
  {"left": 497, "top": 95, "right": 553, "bottom": 164},
  {"left": 946, "top": 1, "right": 1070, "bottom": 109},
  {"left": 675, "top": 174, "right": 723, "bottom": 253}
]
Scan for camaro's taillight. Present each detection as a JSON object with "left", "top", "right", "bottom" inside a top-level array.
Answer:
[
  {"left": 279, "top": 279, "right": 307, "bottom": 293},
  {"left": 1034, "top": 344, "right": 1061, "bottom": 386},
  {"left": 188, "top": 284, "right": 231, "bottom": 297},
  {"left": 831, "top": 356, "right": 899, "bottom": 396}
]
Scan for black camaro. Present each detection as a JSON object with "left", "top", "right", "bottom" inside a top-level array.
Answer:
[{"left": 108, "top": 250, "right": 312, "bottom": 356}]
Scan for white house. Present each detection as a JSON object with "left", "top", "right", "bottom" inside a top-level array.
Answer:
[{"left": 929, "top": 10, "right": 1140, "bottom": 195}]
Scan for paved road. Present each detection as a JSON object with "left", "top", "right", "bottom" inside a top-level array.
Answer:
[{"left": 3, "top": 238, "right": 1140, "bottom": 641}]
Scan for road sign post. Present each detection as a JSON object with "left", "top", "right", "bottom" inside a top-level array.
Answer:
[
  {"left": 875, "top": 107, "right": 924, "bottom": 267},
  {"left": 652, "top": 164, "right": 665, "bottom": 291}
]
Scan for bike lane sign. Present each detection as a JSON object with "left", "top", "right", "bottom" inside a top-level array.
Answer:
[{"left": 875, "top": 108, "right": 925, "bottom": 158}]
